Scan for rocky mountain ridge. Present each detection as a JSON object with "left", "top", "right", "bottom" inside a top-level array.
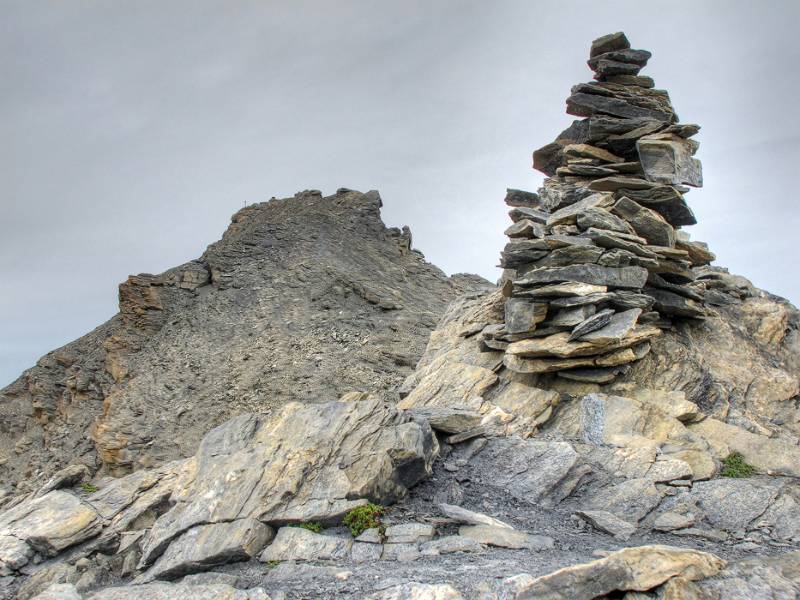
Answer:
[
  {"left": 0, "top": 188, "right": 491, "bottom": 488},
  {"left": 1, "top": 31, "right": 799, "bottom": 600}
]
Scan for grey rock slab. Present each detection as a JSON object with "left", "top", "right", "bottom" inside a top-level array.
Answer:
[
  {"left": 515, "top": 265, "right": 648, "bottom": 290},
  {"left": 548, "top": 305, "right": 597, "bottom": 328},
  {"left": 384, "top": 523, "right": 435, "bottom": 544},
  {"left": 612, "top": 196, "right": 675, "bottom": 247},
  {"left": 567, "top": 92, "right": 674, "bottom": 123},
  {"left": 576, "top": 207, "right": 634, "bottom": 235},
  {"left": 645, "top": 286, "right": 705, "bottom": 318},
  {"left": 688, "top": 479, "right": 780, "bottom": 532},
  {"left": 463, "top": 437, "right": 580, "bottom": 506},
  {"left": 445, "top": 426, "right": 489, "bottom": 445},
  {"left": 458, "top": 526, "right": 554, "bottom": 550},
  {"left": 588, "top": 48, "right": 651, "bottom": 69},
  {"left": 590, "top": 32, "right": 630, "bottom": 58},
  {"left": 579, "top": 308, "right": 642, "bottom": 345},
  {"left": 35, "top": 466, "right": 91, "bottom": 498},
  {"left": 259, "top": 527, "right": 352, "bottom": 562},
  {"left": 512, "top": 545, "right": 725, "bottom": 600},
  {"left": 516, "top": 282, "right": 607, "bottom": 298},
  {"left": 616, "top": 185, "right": 697, "bottom": 227},
  {"left": 0, "top": 490, "right": 102, "bottom": 559},
  {"left": 504, "top": 219, "right": 546, "bottom": 239},
  {"left": 545, "top": 193, "right": 614, "bottom": 227},
  {"left": 504, "top": 299, "right": 548, "bottom": 334},
  {"left": 85, "top": 582, "right": 271, "bottom": 599},
  {"left": 647, "top": 458, "right": 693, "bottom": 483},
  {"left": 592, "top": 58, "right": 642, "bottom": 78},
  {"left": 437, "top": 503, "right": 514, "bottom": 530},
  {"left": 351, "top": 541, "right": 383, "bottom": 562},
  {"left": 574, "top": 510, "right": 636, "bottom": 540},
  {"left": 569, "top": 309, "right": 615, "bottom": 341},
  {"left": 139, "top": 398, "right": 437, "bottom": 566},
  {"left": 143, "top": 518, "right": 273, "bottom": 581},
  {"left": 30, "top": 584, "right": 82, "bottom": 600},
  {"left": 653, "top": 511, "right": 695, "bottom": 532},
  {"left": 380, "top": 543, "right": 420, "bottom": 562},
  {"left": 504, "top": 189, "right": 541, "bottom": 209},
  {"left": 419, "top": 535, "right": 484, "bottom": 556},
  {"left": 586, "top": 478, "right": 663, "bottom": 524},
  {"left": 557, "top": 367, "right": 620, "bottom": 384},
  {"left": 407, "top": 407, "right": 482, "bottom": 435},
  {"left": 367, "top": 582, "right": 464, "bottom": 600},
  {"left": 638, "top": 136, "right": 703, "bottom": 187},
  {"left": 354, "top": 528, "right": 382, "bottom": 544}
]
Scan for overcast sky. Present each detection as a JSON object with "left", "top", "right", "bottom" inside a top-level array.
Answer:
[{"left": 2, "top": 1, "right": 799, "bottom": 386}]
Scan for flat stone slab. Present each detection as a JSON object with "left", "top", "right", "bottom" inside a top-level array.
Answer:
[
  {"left": 145, "top": 518, "right": 273, "bottom": 581},
  {"left": 259, "top": 527, "right": 352, "bottom": 562},
  {"left": 438, "top": 503, "right": 514, "bottom": 530},
  {"left": 458, "top": 525, "right": 553, "bottom": 551}
]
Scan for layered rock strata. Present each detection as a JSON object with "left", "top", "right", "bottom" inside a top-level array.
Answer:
[{"left": 492, "top": 32, "right": 714, "bottom": 384}]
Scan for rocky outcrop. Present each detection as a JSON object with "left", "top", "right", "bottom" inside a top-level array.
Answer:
[
  {"left": 1, "top": 397, "right": 437, "bottom": 595},
  {"left": 0, "top": 189, "right": 491, "bottom": 491}
]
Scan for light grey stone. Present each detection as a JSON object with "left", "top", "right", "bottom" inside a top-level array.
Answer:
[
  {"left": 380, "top": 543, "right": 420, "bottom": 562},
  {"left": 351, "top": 542, "right": 383, "bottom": 563},
  {"left": 458, "top": 526, "right": 553, "bottom": 550},
  {"left": 574, "top": 510, "right": 636, "bottom": 540},
  {"left": 384, "top": 523, "right": 435, "bottom": 544},
  {"left": 419, "top": 536, "right": 484, "bottom": 556},
  {"left": 259, "top": 527, "right": 351, "bottom": 562},
  {"left": 366, "top": 582, "right": 464, "bottom": 600},
  {"left": 438, "top": 503, "right": 514, "bottom": 530},
  {"left": 144, "top": 518, "right": 273, "bottom": 581}
]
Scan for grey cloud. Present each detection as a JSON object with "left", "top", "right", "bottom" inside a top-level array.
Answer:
[{"left": 1, "top": 0, "right": 799, "bottom": 385}]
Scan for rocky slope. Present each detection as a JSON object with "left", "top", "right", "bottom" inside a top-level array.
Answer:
[
  {"left": 0, "top": 188, "right": 491, "bottom": 489},
  {"left": 1, "top": 31, "right": 799, "bottom": 600}
]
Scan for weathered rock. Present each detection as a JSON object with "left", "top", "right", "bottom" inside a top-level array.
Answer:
[
  {"left": 380, "top": 543, "right": 420, "bottom": 562},
  {"left": 588, "top": 49, "right": 652, "bottom": 71},
  {"left": 545, "top": 193, "right": 614, "bottom": 227},
  {"left": 351, "top": 541, "right": 383, "bottom": 562},
  {"left": 568, "top": 309, "right": 615, "bottom": 340},
  {"left": 85, "top": 582, "right": 271, "bottom": 599},
  {"left": 515, "top": 265, "right": 648, "bottom": 290},
  {"left": 30, "top": 584, "right": 82, "bottom": 600},
  {"left": 611, "top": 196, "right": 676, "bottom": 247},
  {"left": 687, "top": 479, "right": 780, "bottom": 532},
  {"left": 513, "top": 545, "right": 725, "bottom": 600},
  {"left": 576, "top": 207, "right": 634, "bottom": 234},
  {"left": 590, "top": 32, "right": 630, "bottom": 58},
  {"left": 549, "top": 305, "right": 597, "bottom": 328},
  {"left": 574, "top": 510, "right": 636, "bottom": 540},
  {"left": 367, "top": 582, "right": 464, "bottom": 600},
  {"left": 638, "top": 135, "right": 703, "bottom": 187},
  {"left": 516, "top": 282, "right": 607, "bottom": 298},
  {"left": 407, "top": 408, "right": 482, "bottom": 434},
  {"left": 0, "top": 491, "right": 102, "bottom": 565},
  {"left": 144, "top": 518, "right": 273, "bottom": 581},
  {"left": 689, "top": 418, "right": 800, "bottom": 478},
  {"left": 653, "top": 511, "right": 695, "bottom": 532},
  {"left": 138, "top": 399, "right": 437, "bottom": 567},
  {"left": 259, "top": 527, "right": 352, "bottom": 562},
  {"left": 506, "top": 323, "right": 659, "bottom": 359},
  {"left": 505, "top": 299, "right": 548, "bottom": 334},
  {"left": 35, "top": 466, "right": 92, "bottom": 498},
  {"left": 579, "top": 308, "right": 642, "bottom": 344},
  {"left": 384, "top": 523, "right": 435, "bottom": 544},
  {"left": 458, "top": 526, "right": 553, "bottom": 550},
  {"left": 462, "top": 438, "right": 581, "bottom": 506},
  {"left": 419, "top": 536, "right": 484, "bottom": 556},
  {"left": 438, "top": 503, "right": 514, "bottom": 530}
]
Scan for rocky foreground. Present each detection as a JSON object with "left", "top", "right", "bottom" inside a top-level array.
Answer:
[{"left": 1, "top": 31, "right": 799, "bottom": 600}]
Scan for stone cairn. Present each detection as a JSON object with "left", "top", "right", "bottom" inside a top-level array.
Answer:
[{"left": 483, "top": 32, "right": 716, "bottom": 384}]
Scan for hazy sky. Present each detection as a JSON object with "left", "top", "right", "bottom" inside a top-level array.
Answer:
[{"left": 2, "top": 1, "right": 799, "bottom": 386}]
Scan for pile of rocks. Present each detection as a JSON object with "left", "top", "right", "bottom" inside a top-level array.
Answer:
[{"left": 486, "top": 32, "right": 716, "bottom": 384}]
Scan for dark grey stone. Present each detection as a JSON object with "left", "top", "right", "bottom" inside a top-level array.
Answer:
[
  {"left": 515, "top": 265, "right": 648, "bottom": 290},
  {"left": 590, "top": 32, "right": 630, "bottom": 58},
  {"left": 569, "top": 309, "right": 615, "bottom": 341}
]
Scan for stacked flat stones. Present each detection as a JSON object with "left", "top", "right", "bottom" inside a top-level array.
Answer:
[{"left": 485, "top": 32, "right": 716, "bottom": 384}]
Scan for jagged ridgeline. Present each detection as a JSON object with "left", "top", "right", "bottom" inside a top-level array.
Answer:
[{"left": 489, "top": 31, "right": 713, "bottom": 384}]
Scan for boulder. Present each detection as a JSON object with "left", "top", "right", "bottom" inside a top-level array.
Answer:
[
  {"left": 143, "top": 519, "right": 273, "bottom": 581},
  {"left": 259, "top": 527, "right": 352, "bottom": 562},
  {"left": 0, "top": 491, "right": 102, "bottom": 565},
  {"left": 458, "top": 526, "right": 553, "bottom": 550},
  {"left": 513, "top": 545, "right": 725, "bottom": 600},
  {"left": 138, "top": 399, "right": 437, "bottom": 567},
  {"left": 438, "top": 503, "right": 514, "bottom": 530},
  {"left": 574, "top": 510, "right": 636, "bottom": 540},
  {"left": 367, "top": 583, "right": 464, "bottom": 600},
  {"left": 638, "top": 135, "right": 703, "bottom": 187}
]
